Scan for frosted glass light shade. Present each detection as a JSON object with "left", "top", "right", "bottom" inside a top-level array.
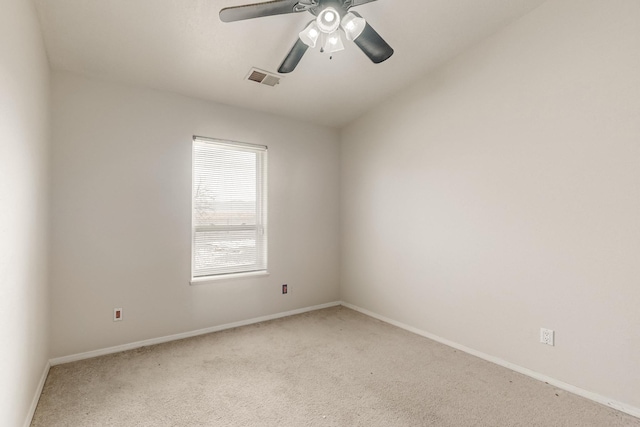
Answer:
[
  {"left": 317, "top": 7, "right": 340, "bottom": 34},
  {"left": 299, "top": 21, "right": 320, "bottom": 47},
  {"left": 323, "top": 31, "right": 345, "bottom": 53},
  {"left": 341, "top": 12, "right": 366, "bottom": 41}
]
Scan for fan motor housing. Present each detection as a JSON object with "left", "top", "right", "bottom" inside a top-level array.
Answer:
[{"left": 307, "top": 0, "right": 350, "bottom": 17}]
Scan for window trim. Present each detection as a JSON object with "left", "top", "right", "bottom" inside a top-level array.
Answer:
[
  {"left": 190, "top": 270, "right": 270, "bottom": 285},
  {"left": 191, "top": 136, "right": 268, "bottom": 282}
]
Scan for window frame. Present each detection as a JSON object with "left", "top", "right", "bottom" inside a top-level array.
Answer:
[{"left": 190, "top": 136, "right": 268, "bottom": 283}]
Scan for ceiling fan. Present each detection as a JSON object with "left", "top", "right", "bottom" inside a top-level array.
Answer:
[{"left": 219, "top": 0, "right": 394, "bottom": 73}]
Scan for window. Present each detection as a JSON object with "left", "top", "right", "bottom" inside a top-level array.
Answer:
[{"left": 191, "top": 136, "right": 267, "bottom": 280}]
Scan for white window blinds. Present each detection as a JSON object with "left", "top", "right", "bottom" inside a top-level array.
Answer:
[{"left": 192, "top": 137, "right": 267, "bottom": 278}]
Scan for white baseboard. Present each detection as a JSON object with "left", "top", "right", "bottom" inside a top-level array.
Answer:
[
  {"left": 50, "top": 301, "right": 341, "bottom": 366},
  {"left": 340, "top": 301, "right": 640, "bottom": 420},
  {"left": 23, "top": 360, "right": 50, "bottom": 427}
]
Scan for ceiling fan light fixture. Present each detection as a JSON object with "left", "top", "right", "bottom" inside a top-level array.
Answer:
[
  {"left": 220, "top": 0, "right": 394, "bottom": 73},
  {"left": 341, "top": 12, "right": 366, "bottom": 41},
  {"left": 316, "top": 7, "right": 340, "bottom": 33},
  {"left": 299, "top": 21, "right": 320, "bottom": 47}
]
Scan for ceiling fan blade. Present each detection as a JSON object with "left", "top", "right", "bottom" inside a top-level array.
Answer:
[
  {"left": 353, "top": 21, "right": 394, "bottom": 64},
  {"left": 278, "top": 38, "right": 309, "bottom": 73},
  {"left": 220, "top": 0, "right": 301, "bottom": 23},
  {"left": 349, "top": 0, "right": 379, "bottom": 6}
]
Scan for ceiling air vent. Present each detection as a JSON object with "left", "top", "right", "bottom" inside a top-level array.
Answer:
[{"left": 246, "top": 68, "right": 281, "bottom": 87}]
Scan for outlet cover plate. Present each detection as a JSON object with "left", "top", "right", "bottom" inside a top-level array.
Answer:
[{"left": 540, "top": 328, "right": 554, "bottom": 346}]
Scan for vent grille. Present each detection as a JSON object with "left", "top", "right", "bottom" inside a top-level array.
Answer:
[
  {"left": 246, "top": 68, "right": 281, "bottom": 87},
  {"left": 248, "top": 70, "right": 267, "bottom": 83},
  {"left": 261, "top": 75, "right": 280, "bottom": 87}
]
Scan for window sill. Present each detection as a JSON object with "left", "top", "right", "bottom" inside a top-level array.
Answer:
[{"left": 190, "top": 270, "right": 270, "bottom": 285}]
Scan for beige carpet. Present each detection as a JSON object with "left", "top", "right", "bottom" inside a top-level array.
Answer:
[{"left": 32, "top": 306, "right": 639, "bottom": 426}]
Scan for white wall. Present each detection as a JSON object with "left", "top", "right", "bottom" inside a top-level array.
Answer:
[
  {"left": 341, "top": 0, "right": 640, "bottom": 410},
  {"left": 0, "top": 0, "right": 51, "bottom": 425},
  {"left": 50, "top": 71, "right": 340, "bottom": 358}
]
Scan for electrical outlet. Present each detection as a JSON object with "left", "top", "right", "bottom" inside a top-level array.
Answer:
[
  {"left": 540, "top": 328, "right": 554, "bottom": 346},
  {"left": 282, "top": 284, "right": 288, "bottom": 294},
  {"left": 114, "top": 308, "right": 123, "bottom": 322}
]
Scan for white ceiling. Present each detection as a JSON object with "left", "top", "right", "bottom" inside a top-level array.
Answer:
[{"left": 34, "top": 0, "right": 546, "bottom": 128}]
